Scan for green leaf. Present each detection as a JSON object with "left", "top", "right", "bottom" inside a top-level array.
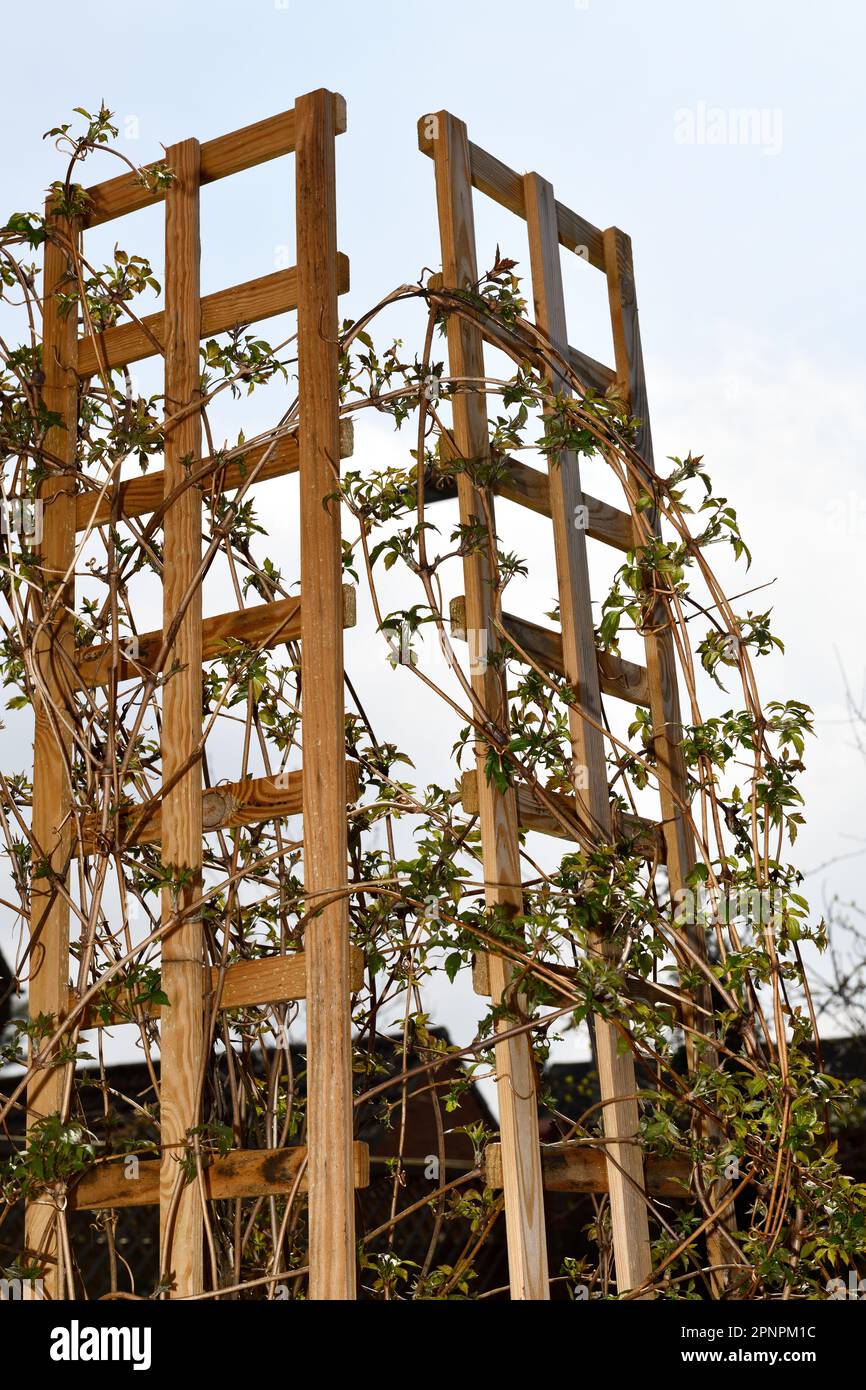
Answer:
[{"left": 444, "top": 952, "right": 463, "bottom": 983}]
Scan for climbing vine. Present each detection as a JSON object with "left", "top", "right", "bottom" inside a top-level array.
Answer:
[{"left": 0, "top": 107, "right": 862, "bottom": 1300}]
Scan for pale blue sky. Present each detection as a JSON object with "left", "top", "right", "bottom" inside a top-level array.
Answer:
[
  {"left": 3, "top": 0, "right": 864, "bottom": 367},
  {"left": 2, "top": 0, "right": 865, "bottom": 1061}
]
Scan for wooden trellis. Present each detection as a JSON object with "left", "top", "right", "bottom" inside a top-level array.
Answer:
[
  {"left": 419, "top": 111, "right": 723, "bottom": 1298},
  {"left": 28, "top": 89, "right": 365, "bottom": 1300},
  {"left": 19, "top": 92, "right": 734, "bottom": 1304}
]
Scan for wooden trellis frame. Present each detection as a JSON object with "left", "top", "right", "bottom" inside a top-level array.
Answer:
[
  {"left": 28, "top": 89, "right": 365, "bottom": 1300},
  {"left": 19, "top": 91, "right": 737, "bottom": 1304},
  {"left": 419, "top": 112, "right": 723, "bottom": 1297}
]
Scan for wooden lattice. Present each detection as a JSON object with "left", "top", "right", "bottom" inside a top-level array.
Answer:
[
  {"left": 419, "top": 110, "right": 730, "bottom": 1297},
  {"left": 27, "top": 89, "right": 363, "bottom": 1301},
  {"left": 14, "top": 94, "right": 749, "bottom": 1304}
]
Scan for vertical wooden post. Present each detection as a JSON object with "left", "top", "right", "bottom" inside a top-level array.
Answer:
[
  {"left": 26, "top": 204, "right": 79, "bottom": 1298},
  {"left": 296, "top": 89, "right": 355, "bottom": 1301},
  {"left": 604, "top": 226, "right": 732, "bottom": 1291},
  {"left": 426, "top": 112, "right": 549, "bottom": 1300},
  {"left": 603, "top": 228, "right": 697, "bottom": 920},
  {"left": 525, "top": 176, "right": 652, "bottom": 1293},
  {"left": 159, "top": 138, "right": 205, "bottom": 1297}
]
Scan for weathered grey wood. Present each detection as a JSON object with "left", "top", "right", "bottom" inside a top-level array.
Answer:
[
  {"left": 568, "top": 344, "right": 617, "bottom": 396},
  {"left": 423, "top": 110, "right": 550, "bottom": 1300},
  {"left": 496, "top": 458, "right": 633, "bottom": 549},
  {"left": 603, "top": 224, "right": 734, "bottom": 1291},
  {"left": 426, "top": 450, "right": 633, "bottom": 550}
]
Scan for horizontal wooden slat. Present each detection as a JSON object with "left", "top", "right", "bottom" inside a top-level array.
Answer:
[
  {"left": 77, "top": 255, "right": 350, "bottom": 376},
  {"left": 443, "top": 278, "right": 614, "bottom": 398},
  {"left": 79, "top": 595, "right": 295, "bottom": 686},
  {"left": 430, "top": 277, "right": 615, "bottom": 398},
  {"left": 497, "top": 458, "right": 634, "bottom": 550},
  {"left": 596, "top": 648, "right": 649, "bottom": 707},
  {"left": 555, "top": 200, "right": 606, "bottom": 271},
  {"left": 484, "top": 1142, "right": 690, "bottom": 1197},
  {"left": 504, "top": 957, "right": 686, "bottom": 1019},
  {"left": 459, "top": 769, "right": 664, "bottom": 861},
  {"left": 83, "top": 95, "right": 348, "bottom": 227},
  {"left": 450, "top": 598, "right": 649, "bottom": 706},
  {"left": 76, "top": 585, "right": 356, "bottom": 687},
  {"left": 75, "top": 438, "right": 296, "bottom": 532},
  {"left": 79, "top": 762, "right": 360, "bottom": 854},
  {"left": 70, "top": 1140, "right": 369, "bottom": 1211},
  {"left": 495, "top": 458, "right": 549, "bottom": 513},
  {"left": 417, "top": 118, "right": 606, "bottom": 270},
  {"left": 75, "top": 420, "right": 354, "bottom": 532},
  {"left": 627, "top": 975, "right": 687, "bottom": 1021},
  {"left": 69, "top": 946, "right": 365, "bottom": 1028},
  {"left": 475, "top": 948, "right": 686, "bottom": 1013},
  {"left": 568, "top": 345, "right": 617, "bottom": 396},
  {"left": 79, "top": 268, "right": 291, "bottom": 376},
  {"left": 423, "top": 455, "right": 633, "bottom": 552}
]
